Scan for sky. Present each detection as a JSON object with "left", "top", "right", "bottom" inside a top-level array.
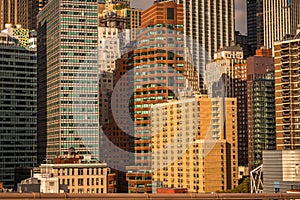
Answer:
[{"left": 131, "top": 0, "right": 247, "bottom": 35}]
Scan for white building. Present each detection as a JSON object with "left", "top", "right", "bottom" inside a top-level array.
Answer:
[
  {"left": 263, "top": 150, "right": 300, "bottom": 193},
  {"left": 205, "top": 43, "right": 244, "bottom": 98},
  {"left": 263, "top": 0, "right": 300, "bottom": 49},
  {"left": 98, "top": 26, "right": 130, "bottom": 72},
  {"left": 182, "top": 0, "right": 235, "bottom": 90}
]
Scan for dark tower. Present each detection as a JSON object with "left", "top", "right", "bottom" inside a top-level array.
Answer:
[{"left": 247, "top": 0, "right": 264, "bottom": 56}]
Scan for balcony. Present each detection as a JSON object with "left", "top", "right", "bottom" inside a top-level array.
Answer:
[
  {"left": 292, "top": 71, "right": 299, "bottom": 76},
  {"left": 282, "top": 78, "right": 290, "bottom": 83},
  {"left": 282, "top": 64, "right": 289, "bottom": 69},
  {"left": 284, "top": 139, "right": 291, "bottom": 145},
  {"left": 282, "top": 98, "right": 290, "bottom": 103},
  {"left": 281, "top": 43, "right": 289, "bottom": 49},
  {"left": 282, "top": 71, "right": 290, "bottom": 76},
  {"left": 283, "top": 111, "right": 290, "bottom": 116},
  {"left": 282, "top": 91, "right": 290, "bottom": 97},
  {"left": 282, "top": 84, "right": 290, "bottom": 90}
]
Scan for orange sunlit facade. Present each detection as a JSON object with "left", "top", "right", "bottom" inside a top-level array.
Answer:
[{"left": 126, "top": 1, "right": 198, "bottom": 193}]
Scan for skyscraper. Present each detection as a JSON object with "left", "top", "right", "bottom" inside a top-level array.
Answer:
[
  {"left": 263, "top": 0, "right": 300, "bottom": 49},
  {"left": 126, "top": 1, "right": 199, "bottom": 193},
  {"left": 0, "top": 0, "right": 48, "bottom": 30},
  {"left": 37, "top": 0, "right": 100, "bottom": 161},
  {"left": 247, "top": 0, "right": 264, "bottom": 56},
  {"left": 274, "top": 26, "right": 300, "bottom": 150},
  {"left": 206, "top": 43, "right": 248, "bottom": 166},
  {"left": 183, "top": 0, "right": 235, "bottom": 90},
  {"left": 97, "top": 0, "right": 135, "bottom": 192},
  {"left": 246, "top": 48, "right": 275, "bottom": 169},
  {"left": 0, "top": 28, "right": 37, "bottom": 188}
]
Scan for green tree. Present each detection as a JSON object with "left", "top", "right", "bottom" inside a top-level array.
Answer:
[{"left": 217, "top": 177, "right": 250, "bottom": 193}]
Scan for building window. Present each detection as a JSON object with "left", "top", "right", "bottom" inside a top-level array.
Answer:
[
  {"left": 78, "top": 178, "right": 84, "bottom": 186},
  {"left": 78, "top": 168, "right": 83, "bottom": 175},
  {"left": 167, "top": 8, "right": 174, "bottom": 20},
  {"left": 78, "top": 188, "right": 84, "bottom": 193}
]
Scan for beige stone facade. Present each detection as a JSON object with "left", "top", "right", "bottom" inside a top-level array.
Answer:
[{"left": 34, "top": 158, "right": 117, "bottom": 193}]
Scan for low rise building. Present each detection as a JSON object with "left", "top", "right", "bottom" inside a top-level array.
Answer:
[
  {"left": 21, "top": 151, "right": 118, "bottom": 194},
  {"left": 17, "top": 178, "right": 42, "bottom": 193}
]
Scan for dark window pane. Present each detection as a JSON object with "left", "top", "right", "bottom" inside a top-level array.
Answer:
[{"left": 167, "top": 8, "right": 174, "bottom": 20}]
